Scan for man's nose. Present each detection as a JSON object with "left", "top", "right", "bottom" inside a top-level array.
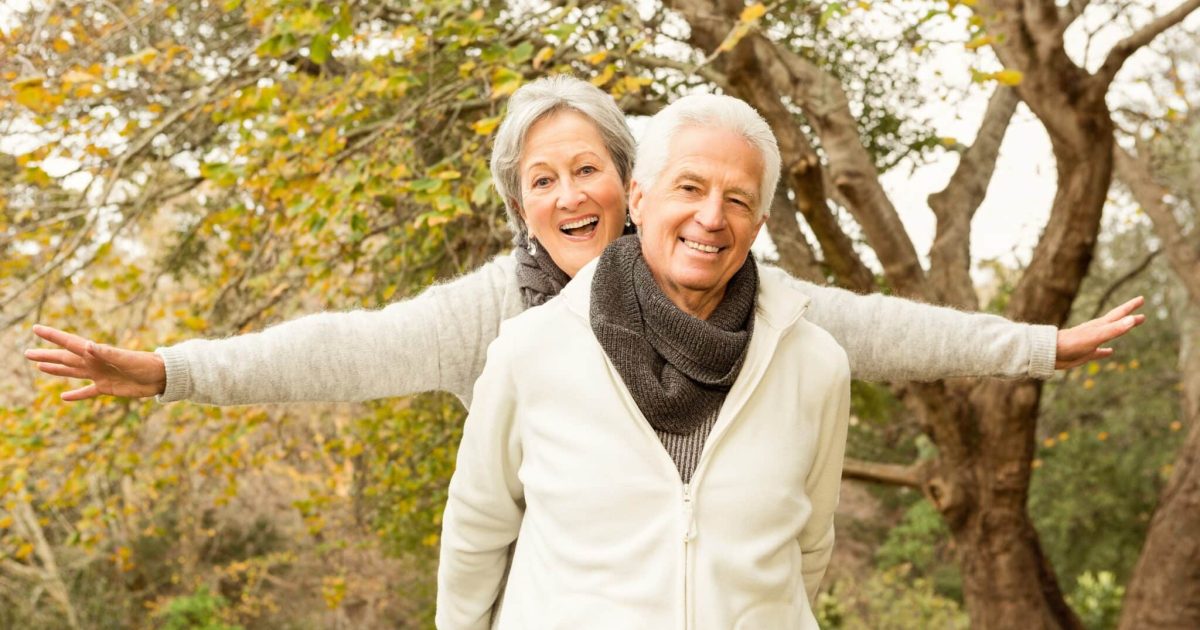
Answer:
[{"left": 694, "top": 194, "right": 727, "bottom": 230}]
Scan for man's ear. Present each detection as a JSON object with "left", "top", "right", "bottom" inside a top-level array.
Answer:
[{"left": 628, "top": 180, "right": 645, "bottom": 227}]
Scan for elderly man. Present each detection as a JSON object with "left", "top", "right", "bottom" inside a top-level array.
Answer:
[{"left": 435, "top": 93, "right": 850, "bottom": 630}]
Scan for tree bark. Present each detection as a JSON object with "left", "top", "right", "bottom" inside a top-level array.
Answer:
[
  {"left": 927, "top": 87, "right": 1020, "bottom": 310},
  {"left": 1114, "top": 144, "right": 1200, "bottom": 630},
  {"left": 1119, "top": 301, "right": 1200, "bottom": 630}
]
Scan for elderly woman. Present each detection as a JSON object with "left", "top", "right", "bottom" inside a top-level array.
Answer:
[
  {"left": 438, "top": 93, "right": 848, "bottom": 630},
  {"left": 26, "top": 76, "right": 1139, "bottom": 411}
]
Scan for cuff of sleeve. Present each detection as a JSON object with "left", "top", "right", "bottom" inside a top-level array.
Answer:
[
  {"left": 1028, "top": 325, "right": 1057, "bottom": 380},
  {"left": 155, "top": 346, "right": 192, "bottom": 403}
]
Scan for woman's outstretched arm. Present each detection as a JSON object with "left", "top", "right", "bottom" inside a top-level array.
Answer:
[
  {"left": 25, "top": 255, "right": 523, "bottom": 406},
  {"left": 779, "top": 268, "right": 1145, "bottom": 382}
]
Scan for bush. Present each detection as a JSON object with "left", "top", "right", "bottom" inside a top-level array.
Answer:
[{"left": 816, "top": 565, "right": 969, "bottom": 630}]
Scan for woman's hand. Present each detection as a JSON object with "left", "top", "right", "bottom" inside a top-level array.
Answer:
[
  {"left": 23, "top": 325, "right": 166, "bottom": 401},
  {"left": 1055, "top": 296, "right": 1146, "bottom": 370}
]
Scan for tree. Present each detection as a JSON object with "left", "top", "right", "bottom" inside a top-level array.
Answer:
[
  {"left": 1110, "top": 71, "right": 1200, "bottom": 625},
  {"left": 653, "top": 1, "right": 1197, "bottom": 627},
  {"left": 2, "top": 1, "right": 1198, "bottom": 627}
]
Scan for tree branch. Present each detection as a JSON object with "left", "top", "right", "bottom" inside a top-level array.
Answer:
[
  {"left": 1113, "top": 144, "right": 1200, "bottom": 302},
  {"left": 1090, "top": 248, "right": 1162, "bottom": 318},
  {"left": 842, "top": 457, "right": 927, "bottom": 488},
  {"left": 1095, "top": 0, "right": 1200, "bottom": 87},
  {"left": 927, "top": 86, "right": 1020, "bottom": 309}
]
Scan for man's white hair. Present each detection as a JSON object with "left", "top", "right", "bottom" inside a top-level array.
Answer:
[{"left": 632, "top": 93, "right": 781, "bottom": 219}]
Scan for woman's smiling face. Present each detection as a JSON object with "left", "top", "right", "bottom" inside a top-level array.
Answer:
[{"left": 517, "top": 109, "right": 628, "bottom": 277}]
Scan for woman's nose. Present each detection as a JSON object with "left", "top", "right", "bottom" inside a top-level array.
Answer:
[{"left": 556, "top": 182, "right": 586, "bottom": 211}]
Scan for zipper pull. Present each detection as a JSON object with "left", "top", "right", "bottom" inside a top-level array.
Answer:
[{"left": 682, "top": 484, "right": 697, "bottom": 542}]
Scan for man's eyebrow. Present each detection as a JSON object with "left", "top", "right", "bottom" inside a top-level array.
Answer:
[
  {"left": 671, "top": 170, "right": 758, "bottom": 203},
  {"left": 672, "top": 169, "right": 708, "bottom": 184},
  {"left": 727, "top": 185, "right": 758, "bottom": 203}
]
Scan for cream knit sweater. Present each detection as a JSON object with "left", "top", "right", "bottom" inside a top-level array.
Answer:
[{"left": 156, "top": 253, "right": 1057, "bottom": 407}]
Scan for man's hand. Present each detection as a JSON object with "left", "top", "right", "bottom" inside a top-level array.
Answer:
[
  {"left": 23, "top": 325, "right": 167, "bottom": 401},
  {"left": 1056, "top": 296, "right": 1146, "bottom": 370}
]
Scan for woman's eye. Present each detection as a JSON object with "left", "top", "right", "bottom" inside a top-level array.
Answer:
[
  {"left": 533, "top": 177, "right": 552, "bottom": 188},
  {"left": 578, "top": 165, "right": 597, "bottom": 175}
]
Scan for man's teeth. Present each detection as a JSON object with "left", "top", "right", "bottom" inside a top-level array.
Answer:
[
  {"left": 560, "top": 216, "right": 598, "bottom": 230},
  {"left": 684, "top": 239, "right": 720, "bottom": 254}
]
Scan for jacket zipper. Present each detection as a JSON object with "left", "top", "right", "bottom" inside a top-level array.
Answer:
[{"left": 682, "top": 482, "right": 695, "bottom": 630}]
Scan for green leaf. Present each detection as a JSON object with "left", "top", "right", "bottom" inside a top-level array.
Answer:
[{"left": 310, "top": 34, "right": 332, "bottom": 64}]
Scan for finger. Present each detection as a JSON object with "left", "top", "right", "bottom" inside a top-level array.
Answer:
[
  {"left": 31, "top": 324, "right": 95, "bottom": 355},
  {"left": 1101, "top": 296, "right": 1145, "bottom": 323},
  {"left": 36, "top": 362, "right": 93, "bottom": 380},
  {"left": 24, "top": 348, "right": 86, "bottom": 366},
  {"left": 88, "top": 342, "right": 133, "bottom": 367},
  {"left": 61, "top": 384, "right": 100, "bottom": 401}
]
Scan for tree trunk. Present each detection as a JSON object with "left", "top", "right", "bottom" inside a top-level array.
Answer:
[{"left": 1118, "top": 280, "right": 1200, "bottom": 630}]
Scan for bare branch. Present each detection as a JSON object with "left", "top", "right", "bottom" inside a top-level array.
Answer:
[
  {"left": 1095, "top": 0, "right": 1200, "bottom": 87},
  {"left": 1090, "top": 248, "right": 1162, "bottom": 318},
  {"left": 842, "top": 457, "right": 926, "bottom": 488},
  {"left": 1113, "top": 145, "right": 1200, "bottom": 301}
]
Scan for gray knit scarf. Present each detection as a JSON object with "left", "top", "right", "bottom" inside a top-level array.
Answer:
[
  {"left": 514, "top": 233, "right": 571, "bottom": 308},
  {"left": 590, "top": 235, "right": 757, "bottom": 435},
  {"left": 513, "top": 221, "right": 639, "bottom": 309}
]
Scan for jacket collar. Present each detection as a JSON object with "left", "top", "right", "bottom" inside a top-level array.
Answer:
[{"left": 563, "top": 252, "right": 811, "bottom": 331}]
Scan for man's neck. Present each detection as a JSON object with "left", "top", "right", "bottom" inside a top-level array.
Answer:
[{"left": 658, "top": 282, "right": 726, "bottom": 320}]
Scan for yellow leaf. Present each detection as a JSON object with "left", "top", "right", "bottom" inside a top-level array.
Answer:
[
  {"left": 1083, "top": 378, "right": 1095, "bottom": 389},
  {"left": 1087, "top": 363, "right": 1100, "bottom": 375},
  {"left": 740, "top": 3, "right": 767, "bottom": 22},
  {"left": 718, "top": 23, "right": 752, "bottom": 53},
  {"left": 15, "top": 543, "right": 34, "bottom": 560},
  {"left": 1170, "top": 421, "right": 1183, "bottom": 432},
  {"left": 590, "top": 64, "right": 616, "bottom": 87},
  {"left": 533, "top": 46, "right": 555, "bottom": 70},
  {"left": 12, "top": 75, "right": 44, "bottom": 90},
  {"left": 62, "top": 69, "right": 99, "bottom": 84},
  {"left": 52, "top": 38, "right": 71, "bottom": 54},
  {"left": 583, "top": 50, "right": 608, "bottom": 65},
  {"left": 490, "top": 67, "right": 523, "bottom": 99},
  {"left": 470, "top": 116, "right": 501, "bottom": 135},
  {"left": 1097, "top": 431, "right": 1109, "bottom": 441},
  {"left": 992, "top": 69, "right": 1024, "bottom": 86},
  {"left": 964, "top": 35, "right": 995, "bottom": 50}
]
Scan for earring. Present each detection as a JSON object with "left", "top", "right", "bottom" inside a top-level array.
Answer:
[
  {"left": 528, "top": 236, "right": 538, "bottom": 256},
  {"left": 624, "top": 213, "right": 632, "bottom": 228}
]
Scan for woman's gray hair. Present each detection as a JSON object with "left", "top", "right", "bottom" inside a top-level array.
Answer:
[
  {"left": 490, "top": 75, "right": 636, "bottom": 239},
  {"left": 632, "top": 93, "right": 781, "bottom": 220}
]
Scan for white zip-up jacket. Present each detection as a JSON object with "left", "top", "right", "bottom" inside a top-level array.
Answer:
[{"left": 437, "top": 260, "right": 851, "bottom": 630}]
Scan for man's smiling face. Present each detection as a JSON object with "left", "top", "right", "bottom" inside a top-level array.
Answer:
[{"left": 629, "top": 125, "right": 766, "bottom": 319}]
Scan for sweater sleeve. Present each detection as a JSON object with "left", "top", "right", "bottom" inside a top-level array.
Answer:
[
  {"left": 799, "top": 350, "right": 851, "bottom": 605},
  {"left": 436, "top": 333, "right": 525, "bottom": 630},
  {"left": 155, "top": 255, "right": 521, "bottom": 407},
  {"left": 787, "top": 275, "right": 1058, "bottom": 382}
]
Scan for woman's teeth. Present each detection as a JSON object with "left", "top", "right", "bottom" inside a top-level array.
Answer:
[{"left": 560, "top": 216, "right": 599, "bottom": 236}]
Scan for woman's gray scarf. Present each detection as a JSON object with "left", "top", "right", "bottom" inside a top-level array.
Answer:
[
  {"left": 513, "top": 221, "right": 638, "bottom": 309},
  {"left": 514, "top": 233, "right": 571, "bottom": 308},
  {"left": 590, "top": 235, "right": 757, "bottom": 435}
]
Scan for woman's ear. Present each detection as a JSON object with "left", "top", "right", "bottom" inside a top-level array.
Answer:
[{"left": 628, "top": 180, "right": 645, "bottom": 227}]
